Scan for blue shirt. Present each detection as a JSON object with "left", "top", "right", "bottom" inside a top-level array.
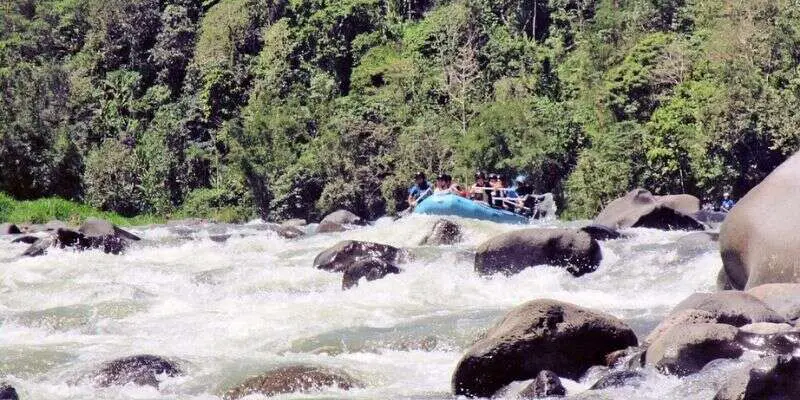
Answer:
[
  {"left": 409, "top": 182, "right": 431, "bottom": 200},
  {"left": 721, "top": 199, "right": 735, "bottom": 211}
]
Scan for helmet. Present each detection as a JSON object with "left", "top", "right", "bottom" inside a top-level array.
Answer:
[
  {"left": 474, "top": 171, "right": 486, "bottom": 179},
  {"left": 723, "top": 192, "right": 730, "bottom": 197},
  {"left": 515, "top": 175, "right": 527, "bottom": 184},
  {"left": 414, "top": 172, "right": 426, "bottom": 180},
  {"left": 436, "top": 173, "right": 452, "bottom": 182}
]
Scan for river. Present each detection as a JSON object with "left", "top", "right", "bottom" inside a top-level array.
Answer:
[{"left": 0, "top": 214, "right": 738, "bottom": 399}]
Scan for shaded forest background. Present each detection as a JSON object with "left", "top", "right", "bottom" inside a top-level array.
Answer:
[{"left": 2, "top": 0, "right": 799, "bottom": 222}]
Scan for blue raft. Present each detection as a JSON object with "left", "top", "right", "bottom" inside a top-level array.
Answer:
[{"left": 413, "top": 193, "right": 529, "bottom": 224}]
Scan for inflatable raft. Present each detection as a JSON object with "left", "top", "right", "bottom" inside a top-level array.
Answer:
[{"left": 413, "top": 193, "right": 529, "bottom": 224}]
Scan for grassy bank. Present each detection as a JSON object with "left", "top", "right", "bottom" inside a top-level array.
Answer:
[{"left": 0, "top": 193, "right": 163, "bottom": 227}]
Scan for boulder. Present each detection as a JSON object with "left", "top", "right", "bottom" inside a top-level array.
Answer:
[
  {"left": 518, "top": 370, "right": 566, "bottom": 399},
  {"left": 266, "top": 224, "right": 304, "bottom": 239},
  {"left": 0, "top": 223, "right": 20, "bottom": 235},
  {"left": 719, "top": 152, "right": 800, "bottom": 289},
  {"left": 579, "top": 224, "right": 621, "bottom": 241},
  {"left": 95, "top": 354, "right": 182, "bottom": 388},
  {"left": 316, "top": 221, "right": 347, "bottom": 234},
  {"left": 223, "top": 365, "right": 362, "bottom": 400},
  {"left": 738, "top": 322, "right": 795, "bottom": 335},
  {"left": 589, "top": 370, "right": 646, "bottom": 390},
  {"left": 675, "top": 231, "right": 719, "bottom": 260},
  {"left": 735, "top": 326, "right": 800, "bottom": 355},
  {"left": 693, "top": 209, "right": 728, "bottom": 225},
  {"left": 10, "top": 235, "right": 39, "bottom": 244},
  {"left": 714, "top": 355, "right": 800, "bottom": 400},
  {"left": 645, "top": 323, "right": 742, "bottom": 376},
  {"left": 593, "top": 188, "right": 705, "bottom": 231},
  {"left": 421, "top": 219, "right": 462, "bottom": 245},
  {"left": 747, "top": 284, "right": 800, "bottom": 322},
  {"left": 451, "top": 299, "right": 637, "bottom": 398},
  {"left": 643, "top": 309, "right": 718, "bottom": 346},
  {"left": 281, "top": 218, "right": 307, "bottom": 227},
  {"left": 474, "top": 229, "right": 601, "bottom": 277},
  {"left": 52, "top": 219, "right": 141, "bottom": 254},
  {"left": 320, "top": 210, "right": 363, "bottom": 226},
  {"left": 0, "top": 384, "right": 18, "bottom": 400},
  {"left": 341, "top": 258, "right": 400, "bottom": 290},
  {"left": 670, "top": 292, "right": 784, "bottom": 327},
  {"left": 313, "top": 240, "right": 409, "bottom": 273},
  {"left": 655, "top": 194, "right": 700, "bottom": 215},
  {"left": 21, "top": 236, "right": 54, "bottom": 257}
]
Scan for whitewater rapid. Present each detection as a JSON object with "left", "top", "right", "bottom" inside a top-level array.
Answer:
[{"left": 0, "top": 215, "right": 732, "bottom": 399}]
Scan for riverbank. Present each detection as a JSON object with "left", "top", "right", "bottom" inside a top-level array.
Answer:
[{"left": 0, "top": 193, "right": 162, "bottom": 227}]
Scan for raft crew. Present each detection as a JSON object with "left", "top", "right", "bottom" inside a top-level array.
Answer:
[{"left": 720, "top": 192, "right": 735, "bottom": 212}]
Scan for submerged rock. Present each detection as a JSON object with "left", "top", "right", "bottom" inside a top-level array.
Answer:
[
  {"left": 341, "top": 257, "right": 401, "bottom": 290},
  {"left": 715, "top": 355, "right": 800, "bottom": 400},
  {"left": 320, "top": 210, "right": 363, "bottom": 226},
  {"left": 645, "top": 323, "right": 742, "bottom": 376},
  {"left": 474, "top": 228, "right": 601, "bottom": 277},
  {"left": 579, "top": 224, "right": 622, "bottom": 241},
  {"left": 589, "top": 370, "right": 646, "bottom": 390},
  {"left": 518, "top": 370, "right": 566, "bottom": 398},
  {"left": 223, "top": 365, "right": 362, "bottom": 400},
  {"left": 95, "top": 354, "right": 182, "bottom": 388},
  {"left": 594, "top": 188, "right": 705, "bottom": 231},
  {"left": 10, "top": 235, "right": 39, "bottom": 244},
  {"left": 451, "top": 299, "right": 637, "bottom": 398},
  {"left": 313, "top": 240, "right": 409, "bottom": 273},
  {"left": 421, "top": 219, "right": 462, "bottom": 246}
]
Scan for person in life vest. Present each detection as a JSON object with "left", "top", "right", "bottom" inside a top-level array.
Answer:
[
  {"left": 408, "top": 172, "right": 432, "bottom": 207},
  {"left": 720, "top": 192, "right": 735, "bottom": 212}
]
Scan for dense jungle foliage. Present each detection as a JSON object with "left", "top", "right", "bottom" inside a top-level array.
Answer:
[{"left": 2, "top": 0, "right": 799, "bottom": 222}]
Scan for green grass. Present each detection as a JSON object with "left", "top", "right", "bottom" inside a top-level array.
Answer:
[{"left": 0, "top": 192, "right": 163, "bottom": 227}]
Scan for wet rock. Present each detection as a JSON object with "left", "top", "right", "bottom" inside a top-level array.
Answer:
[
  {"left": 281, "top": 218, "right": 307, "bottom": 227},
  {"left": 593, "top": 188, "right": 705, "bottom": 231},
  {"left": 320, "top": 210, "right": 363, "bottom": 226},
  {"left": 644, "top": 309, "right": 718, "bottom": 346},
  {"left": 518, "top": 370, "right": 566, "bottom": 398},
  {"left": 0, "top": 383, "right": 18, "bottom": 400},
  {"left": 714, "top": 355, "right": 800, "bottom": 400},
  {"left": 209, "top": 234, "right": 231, "bottom": 243},
  {"left": 735, "top": 327, "right": 800, "bottom": 355},
  {"left": 719, "top": 151, "right": 800, "bottom": 289},
  {"left": 223, "top": 365, "right": 362, "bottom": 400},
  {"left": 474, "top": 229, "right": 601, "bottom": 277},
  {"left": 747, "top": 283, "right": 800, "bottom": 322},
  {"left": 589, "top": 370, "right": 646, "bottom": 390},
  {"left": 655, "top": 194, "right": 700, "bottom": 215},
  {"left": 421, "top": 219, "right": 462, "bottom": 245},
  {"left": 0, "top": 223, "right": 21, "bottom": 235},
  {"left": 255, "top": 223, "right": 305, "bottom": 239},
  {"left": 451, "top": 299, "right": 637, "bottom": 398},
  {"left": 675, "top": 231, "right": 719, "bottom": 260},
  {"left": 10, "top": 235, "right": 39, "bottom": 244},
  {"left": 313, "top": 240, "right": 409, "bottom": 273},
  {"left": 95, "top": 354, "right": 182, "bottom": 388},
  {"left": 670, "top": 292, "right": 784, "bottom": 327},
  {"left": 316, "top": 221, "right": 347, "bottom": 233},
  {"left": 645, "top": 323, "right": 742, "bottom": 376},
  {"left": 45, "top": 219, "right": 142, "bottom": 255},
  {"left": 604, "top": 347, "right": 643, "bottom": 368},
  {"left": 693, "top": 209, "right": 728, "bottom": 225},
  {"left": 341, "top": 258, "right": 401, "bottom": 290},
  {"left": 579, "top": 224, "right": 621, "bottom": 241},
  {"left": 21, "top": 236, "right": 54, "bottom": 257}
]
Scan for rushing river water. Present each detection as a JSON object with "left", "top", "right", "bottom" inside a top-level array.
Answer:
[{"left": 0, "top": 215, "right": 741, "bottom": 399}]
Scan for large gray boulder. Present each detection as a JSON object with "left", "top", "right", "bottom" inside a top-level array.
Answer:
[
  {"left": 94, "top": 354, "right": 182, "bottom": 388},
  {"left": 594, "top": 189, "right": 705, "bottom": 231},
  {"left": 474, "top": 229, "right": 601, "bottom": 277},
  {"left": 675, "top": 231, "right": 719, "bottom": 260},
  {"left": 320, "top": 210, "right": 363, "bottom": 226},
  {"left": 747, "top": 284, "right": 800, "bottom": 322},
  {"left": 341, "top": 258, "right": 400, "bottom": 290},
  {"left": 645, "top": 323, "right": 742, "bottom": 376},
  {"left": 670, "top": 292, "right": 784, "bottom": 327},
  {"left": 421, "top": 219, "right": 462, "bottom": 246},
  {"left": 720, "top": 152, "right": 800, "bottom": 289},
  {"left": 451, "top": 299, "right": 637, "bottom": 398},
  {"left": 643, "top": 309, "right": 718, "bottom": 346},
  {"left": 715, "top": 355, "right": 800, "bottom": 400},
  {"left": 518, "top": 370, "right": 566, "bottom": 398},
  {"left": 313, "top": 240, "right": 409, "bottom": 273},
  {"left": 223, "top": 365, "right": 362, "bottom": 400}
]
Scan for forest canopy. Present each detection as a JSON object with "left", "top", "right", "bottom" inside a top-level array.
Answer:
[{"left": 2, "top": 0, "right": 799, "bottom": 221}]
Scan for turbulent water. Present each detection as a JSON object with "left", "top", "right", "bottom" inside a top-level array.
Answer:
[{"left": 0, "top": 215, "right": 741, "bottom": 399}]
